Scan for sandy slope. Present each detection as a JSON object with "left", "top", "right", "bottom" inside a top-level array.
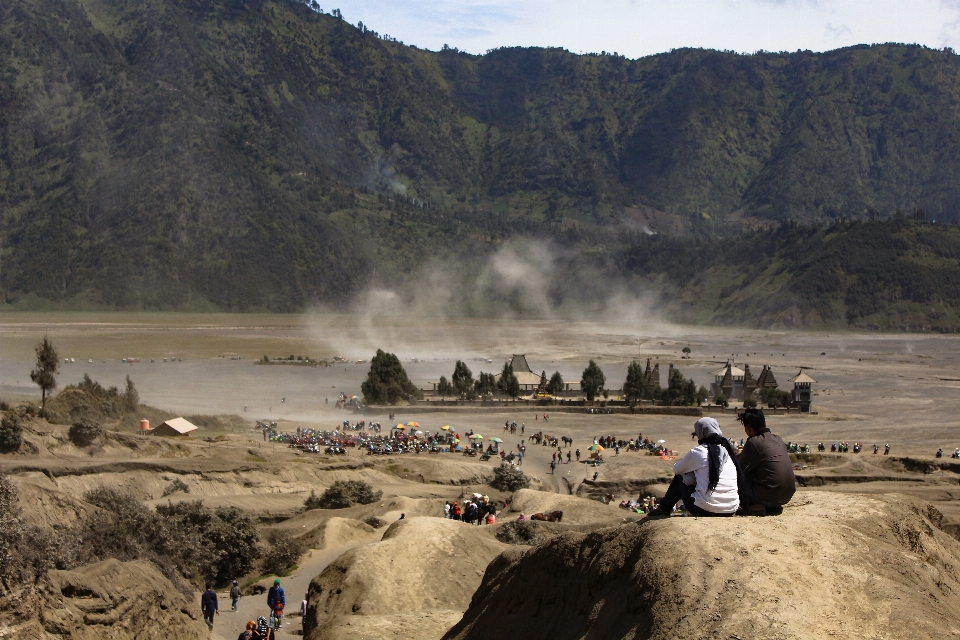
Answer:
[
  {"left": 304, "top": 517, "right": 508, "bottom": 640},
  {"left": 3, "top": 559, "right": 209, "bottom": 639},
  {"left": 445, "top": 491, "right": 960, "bottom": 640}
]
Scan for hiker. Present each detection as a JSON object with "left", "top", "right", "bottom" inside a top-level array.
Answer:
[
  {"left": 443, "top": 501, "right": 451, "bottom": 518},
  {"left": 884, "top": 443, "right": 890, "bottom": 455},
  {"left": 576, "top": 448, "right": 581, "bottom": 461},
  {"left": 267, "top": 579, "right": 285, "bottom": 630},
  {"left": 239, "top": 621, "right": 255, "bottom": 640},
  {"left": 300, "top": 595, "right": 307, "bottom": 617},
  {"left": 201, "top": 583, "right": 218, "bottom": 630},
  {"left": 648, "top": 418, "right": 740, "bottom": 517},
  {"left": 566, "top": 451, "right": 571, "bottom": 463},
  {"left": 253, "top": 616, "right": 273, "bottom": 640},
  {"left": 735, "top": 408, "right": 796, "bottom": 516},
  {"left": 230, "top": 579, "right": 242, "bottom": 611}
]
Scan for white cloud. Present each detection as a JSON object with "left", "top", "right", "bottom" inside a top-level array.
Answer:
[{"left": 324, "top": 0, "right": 960, "bottom": 56}]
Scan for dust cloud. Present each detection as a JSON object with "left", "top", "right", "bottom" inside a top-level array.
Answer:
[{"left": 305, "top": 239, "right": 682, "bottom": 359}]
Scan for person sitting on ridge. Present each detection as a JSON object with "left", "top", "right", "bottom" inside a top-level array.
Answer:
[
  {"left": 735, "top": 408, "right": 796, "bottom": 516},
  {"left": 647, "top": 417, "right": 740, "bottom": 517}
]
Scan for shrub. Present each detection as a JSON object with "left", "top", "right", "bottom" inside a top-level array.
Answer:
[
  {"left": 69, "top": 418, "right": 103, "bottom": 447},
  {"left": 715, "top": 394, "right": 729, "bottom": 407},
  {"left": 308, "top": 481, "right": 383, "bottom": 509},
  {"left": 80, "top": 487, "right": 260, "bottom": 587},
  {"left": 0, "top": 414, "right": 23, "bottom": 453},
  {"left": 0, "top": 473, "right": 23, "bottom": 575},
  {"left": 261, "top": 531, "right": 304, "bottom": 576},
  {"left": 743, "top": 398, "right": 758, "bottom": 408},
  {"left": 495, "top": 520, "right": 545, "bottom": 546},
  {"left": 491, "top": 465, "right": 530, "bottom": 492},
  {"left": 162, "top": 478, "right": 190, "bottom": 496},
  {"left": 363, "top": 515, "right": 387, "bottom": 529}
]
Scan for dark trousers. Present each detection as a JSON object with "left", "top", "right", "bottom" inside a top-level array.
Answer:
[
  {"left": 739, "top": 480, "right": 786, "bottom": 510},
  {"left": 659, "top": 474, "right": 732, "bottom": 517}
]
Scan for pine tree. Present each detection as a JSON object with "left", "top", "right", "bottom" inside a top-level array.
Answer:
[
  {"left": 497, "top": 362, "right": 520, "bottom": 398},
  {"left": 451, "top": 360, "right": 474, "bottom": 397},
  {"left": 623, "top": 360, "right": 646, "bottom": 403},
  {"left": 30, "top": 336, "right": 59, "bottom": 414},
  {"left": 580, "top": 360, "right": 606, "bottom": 402},
  {"left": 360, "top": 350, "right": 421, "bottom": 405}
]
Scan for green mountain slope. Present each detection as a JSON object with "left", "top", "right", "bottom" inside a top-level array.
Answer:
[
  {"left": 2, "top": 0, "right": 960, "bottom": 323},
  {"left": 626, "top": 217, "right": 960, "bottom": 331}
]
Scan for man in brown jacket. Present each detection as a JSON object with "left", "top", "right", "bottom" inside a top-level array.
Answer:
[{"left": 736, "top": 408, "right": 796, "bottom": 516}]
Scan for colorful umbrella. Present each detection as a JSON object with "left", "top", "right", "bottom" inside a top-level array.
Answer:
[
  {"left": 471, "top": 434, "right": 483, "bottom": 440},
  {"left": 489, "top": 437, "right": 503, "bottom": 443},
  {"left": 395, "top": 424, "right": 406, "bottom": 430},
  {"left": 407, "top": 421, "right": 420, "bottom": 428},
  {"left": 588, "top": 444, "right": 604, "bottom": 451},
  {"left": 441, "top": 425, "right": 451, "bottom": 431}
]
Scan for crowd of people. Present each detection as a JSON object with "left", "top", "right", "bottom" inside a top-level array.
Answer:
[{"left": 444, "top": 494, "right": 499, "bottom": 524}]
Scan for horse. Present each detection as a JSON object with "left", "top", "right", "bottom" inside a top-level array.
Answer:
[
  {"left": 561, "top": 436, "right": 573, "bottom": 447},
  {"left": 530, "top": 510, "right": 563, "bottom": 523}
]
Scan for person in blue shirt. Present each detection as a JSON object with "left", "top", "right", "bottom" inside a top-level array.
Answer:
[
  {"left": 267, "top": 579, "right": 285, "bottom": 629},
  {"left": 201, "top": 584, "right": 218, "bottom": 630}
]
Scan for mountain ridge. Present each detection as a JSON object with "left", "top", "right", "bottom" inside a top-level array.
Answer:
[{"left": 2, "top": 0, "right": 960, "bottom": 325}]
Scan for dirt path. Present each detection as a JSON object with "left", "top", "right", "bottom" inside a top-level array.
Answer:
[{"left": 210, "top": 544, "right": 362, "bottom": 640}]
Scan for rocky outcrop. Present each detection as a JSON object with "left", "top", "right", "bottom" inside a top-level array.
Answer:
[{"left": 445, "top": 492, "right": 960, "bottom": 640}]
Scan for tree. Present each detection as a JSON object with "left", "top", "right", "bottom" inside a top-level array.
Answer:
[
  {"left": 760, "top": 387, "right": 793, "bottom": 408},
  {"left": 437, "top": 376, "right": 454, "bottom": 396},
  {"left": 581, "top": 360, "right": 606, "bottom": 402},
  {"left": 622, "top": 361, "right": 646, "bottom": 403},
  {"left": 682, "top": 346, "right": 692, "bottom": 355},
  {"left": 0, "top": 415, "right": 23, "bottom": 453},
  {"left": 659, "top": 368, "right": 699, "bottom": 406},
  {"left": 475, "top": 372, "right": 496, "bottom": 396},
  {"left": 497, "top": 362, "right": 520, "bottom": 398},
  {"left": 30, "top": 337, "right": 59, "bottom": 415},
  {"left": 451, "top": 360, "right": 474, "bottom": 397},
  {"left": 360, "top": 350, "right": 421, "bottom": 405},
  {"left": 69, "top": 418, "right": 103, "bottom": 447},
  {"left": 546, "top": 371, "right": 564, "bottom": 396},
  {"left": 123, "top": 376, "right": 139, "bottom": 411}
]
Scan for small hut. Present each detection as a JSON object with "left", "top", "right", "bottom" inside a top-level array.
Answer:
[{"left": 153, "top": 417, "right": 198, "bottom": 437}]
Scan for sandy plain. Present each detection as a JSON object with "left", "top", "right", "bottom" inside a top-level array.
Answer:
[
  {"left": 1, "top": 311, "right": 958, "bottom": 448},
  {"left": 3, "top": 312, "right": 960, "bottom": 640}
]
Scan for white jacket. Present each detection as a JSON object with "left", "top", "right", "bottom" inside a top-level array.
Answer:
[{"left": 672, "top": 444, "right": 740, "bottom": 514}]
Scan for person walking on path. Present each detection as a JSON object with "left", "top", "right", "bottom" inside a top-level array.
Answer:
[
  {"left": 253, "top": 616, "right": 274, "bottom": 640},
  {"left": 230, "top": 580, "right": 242, "bottom": 611},
  {"left": 267, "top": 579, "right": 285, "bottom": 630},
  {"left": 201, "top": 583, "right": 218, "bottom": 631},
  {"left": 238, "top": 620, "right": 255, "bottom": 640}
]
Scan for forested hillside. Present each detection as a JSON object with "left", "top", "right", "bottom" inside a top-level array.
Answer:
[{"left": 2, "top": 0, "right": 960, "bottom": 327}]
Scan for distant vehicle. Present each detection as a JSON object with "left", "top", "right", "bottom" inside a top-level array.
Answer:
[{"left": 88, "top": 359, "right": 93, "bottom": 364}]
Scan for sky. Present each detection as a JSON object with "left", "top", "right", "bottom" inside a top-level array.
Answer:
[{"left": 319, "top": 0, "right": 960, "bottom": 58}]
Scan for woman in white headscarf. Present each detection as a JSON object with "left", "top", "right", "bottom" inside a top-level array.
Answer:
[{"left": 648, "top": 417, "right": 741, "bottom": 517}]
